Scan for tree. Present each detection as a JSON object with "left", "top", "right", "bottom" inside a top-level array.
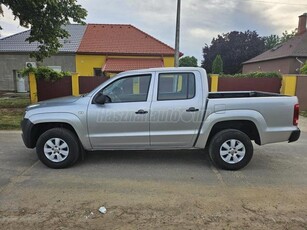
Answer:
[
  {"left": 212, "top": 55, "right": 223, "bottom": 74},
  {"left": 280, "top": 28, "right": 297, "bottom": 43},
  {"left": 263, "top": 34, "right": 280, "bottom": 50},
  {"left": 0, "top": 0, "right": 87, "bottom": 61},
  {"left": 300, "top": 61, "right": 307, "bottom": 74},
  {"left": 179, "top": 56, "right": 198, "bottom": 67},
  {"left": 263, "top": 28, "right": 298, "bottom": 51},
  {"left": 202, "top": 31, "right": 265, "bottom": 74}
]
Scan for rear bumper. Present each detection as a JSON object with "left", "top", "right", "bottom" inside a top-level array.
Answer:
[
  {"left": 288, "top": 128, "right": 301, "bottom": 143},
  {"left": 21, "top": 118, "right": 35, "bottom": 148}
]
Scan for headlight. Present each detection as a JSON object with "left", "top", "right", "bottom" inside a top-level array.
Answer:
[{"left": 26, "top": 104, "right": 40, "bottom": 111}]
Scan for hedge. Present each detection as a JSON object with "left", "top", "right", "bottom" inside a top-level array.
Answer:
[{"left": 219, "top": 72, "right": 282, "bottom": 78}]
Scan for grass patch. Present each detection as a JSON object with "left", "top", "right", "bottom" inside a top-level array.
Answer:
[
  {"left": 300, "top": 111, "right": 307, "bottom": 117},
  {"left": 0, "top": 98, "right": 30, "bottom": 108},
  {"left": 0, "top": 108, "right": 24, "bottom": 130},
  {"left": 0, "top": 98, "right": 30, "bottom": 130}
]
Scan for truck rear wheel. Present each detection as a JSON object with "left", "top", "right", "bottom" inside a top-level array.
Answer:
[
  {"left": 36, "top": 128, "right": 80, "bottom": 169},
  {"left": 209, "top": 129, "right": 253, "bottom": 170}
]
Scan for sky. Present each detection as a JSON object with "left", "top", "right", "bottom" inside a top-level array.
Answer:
[{"left": 0, "top": 0, "right": 306, "bottom": 64}]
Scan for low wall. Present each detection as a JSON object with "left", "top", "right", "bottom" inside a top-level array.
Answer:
[
  {"left": 296, "top": 75, "right": 307, "bottom": 110},
  {"left": 30, "top": 74, "right": 109, "bottom": 102},
  {"left": 28, "top": 73, "right": 306, "bottom": 111},
  {"left": 37, "top": 77, "right": 72, "bottom": 101},
  {"left": 79, "top": 76, "right": 108, "bottom": 94},
  {"left": 217, "top": 77, "right": 281, "bottom": 93}
]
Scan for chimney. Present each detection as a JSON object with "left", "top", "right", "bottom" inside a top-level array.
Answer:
[{"left": 297, "top": 13, "right": 307, "bottom": 35}]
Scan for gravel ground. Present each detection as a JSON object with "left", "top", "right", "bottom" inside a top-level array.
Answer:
[{"left": 0, "top": 117, "right": 306, "bottom": 229}]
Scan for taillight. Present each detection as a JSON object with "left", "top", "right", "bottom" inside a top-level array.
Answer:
[{"left": 293, "top": 104, "right": 299, "bottom": 126}]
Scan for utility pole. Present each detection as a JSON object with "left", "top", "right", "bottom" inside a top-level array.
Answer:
[{"left": 174, "top": 0, "right": 181, "bottom": 67}]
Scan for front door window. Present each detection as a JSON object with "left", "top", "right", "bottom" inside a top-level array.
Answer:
[{"left": 102, "top": 75, "right": 151, "bottom": 103}]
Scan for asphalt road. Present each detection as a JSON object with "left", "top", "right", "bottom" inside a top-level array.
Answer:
[{"left": 0, "top": 118, "right": 307, "bottom": 229}]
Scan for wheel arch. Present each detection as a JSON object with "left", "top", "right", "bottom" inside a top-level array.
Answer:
[
  {"left": 28, "top": 122, "right": 79, "bottom": 148},
  {"left": 194, "top": 109, "right": 266, "bottom": 148},
  {"left": 26, "top": 112, "right": 91, "bottom": 150},
  {"left": 206, "top": 120, "right": 261, "bottom": 146}
]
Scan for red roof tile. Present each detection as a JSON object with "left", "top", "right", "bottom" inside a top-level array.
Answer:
[
  {"left": 78, "top": 24, "right": 176, "bottom": 56},
  {"left": 102, "top": 58, "right": 164, "bottom": 72}
]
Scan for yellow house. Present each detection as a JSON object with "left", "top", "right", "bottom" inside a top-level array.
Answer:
[{"left": 76, "top": 24, "right": 178, "bottom": 77}]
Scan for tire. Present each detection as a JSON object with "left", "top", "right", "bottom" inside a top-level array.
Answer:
[
  {"left": 209, "top": 129, "right": 253, "bottom": 170},
  {"left": 36, "top": 128, "right": 80, "bottom": 169}
]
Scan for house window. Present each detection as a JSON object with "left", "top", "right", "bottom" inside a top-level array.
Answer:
[{"left": 94, "top": 68, "right": 104, "bottom": 77}]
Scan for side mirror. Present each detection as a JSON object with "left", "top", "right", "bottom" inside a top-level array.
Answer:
[{"left": 95, "top": 93, "right": 109, "bottom": 104}]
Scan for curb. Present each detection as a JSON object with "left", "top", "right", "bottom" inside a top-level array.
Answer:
[{"left": 0, "top": 130, "right": 21, "bottom": 134}]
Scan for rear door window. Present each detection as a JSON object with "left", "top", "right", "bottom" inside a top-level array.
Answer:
[{"left": 158, "top": 73, "right": 195, "bottom": 100}]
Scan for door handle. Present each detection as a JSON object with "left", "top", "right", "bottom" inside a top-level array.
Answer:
[
  {"left": 186, "top": 107, "right": 199, "bottom": 112},
  {"left": 135, "top": 109, "right": 148, "bottom": 114}
]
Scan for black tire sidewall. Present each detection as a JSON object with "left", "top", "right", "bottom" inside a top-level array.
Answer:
[
  {"left": 36, "top": 128, "right": 80, "bottom": 169},
  {"left": 209, "top": 129, "right": 253, "bottom": 170}
]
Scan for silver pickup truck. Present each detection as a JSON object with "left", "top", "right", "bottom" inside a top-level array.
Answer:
[{"left": 21, "top": 67, "right": 300, "bottom": 170}]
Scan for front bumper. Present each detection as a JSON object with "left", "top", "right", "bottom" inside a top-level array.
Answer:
[
  {"left": 288, "top": 128, "right": 301, "bottom": 143},
  {"left": 21, "top": 118, "right": 35, "bottom": 148}
]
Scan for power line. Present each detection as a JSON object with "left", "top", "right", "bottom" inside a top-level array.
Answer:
[{"left": 235, "top": 0, "right": 307, "bottom": 6}]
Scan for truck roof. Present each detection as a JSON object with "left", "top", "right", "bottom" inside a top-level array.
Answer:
[{"left": 120, "top": 67, "right": 206, "bottom": 75}]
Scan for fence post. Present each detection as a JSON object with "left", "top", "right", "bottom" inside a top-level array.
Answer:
[
  {"left": 281, "top": 75, "right": 297, "bottom": 96},
  {"left": 210, "top": 74, "right": 219, "bottom": 92},
  {"left": 29, "top": 72, "right": 38, "bottom": 103},
  {"left": 71, "top": 73, "right": 79, "bottom": 96}
]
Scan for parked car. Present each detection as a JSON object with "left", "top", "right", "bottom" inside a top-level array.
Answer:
[{"left": 21, "top": 67, "right": 300, "bottom": 170}]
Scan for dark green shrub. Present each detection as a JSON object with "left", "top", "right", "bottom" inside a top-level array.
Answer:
[
  {"left": 219, "top": 72, "right": 282, "bottom": 78},
  {"left": 19, "top": 66, "right": 71, "bottom": 82}
]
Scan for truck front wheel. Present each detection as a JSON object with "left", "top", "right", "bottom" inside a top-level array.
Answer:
[
  {"left": 36, "top": 128, "right": 80, "bottom": 169},
  {"left": 209, "top": 129, "right": 253, "bottom": 170}
]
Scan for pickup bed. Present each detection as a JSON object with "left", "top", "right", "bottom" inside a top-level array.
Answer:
[{"left": 21, "top": 67, "right": 300, "bottom": 170}]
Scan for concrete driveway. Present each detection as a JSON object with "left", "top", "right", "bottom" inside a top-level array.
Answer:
[{"left": 0, "top": 118, "right": 307, "bottom": 229}]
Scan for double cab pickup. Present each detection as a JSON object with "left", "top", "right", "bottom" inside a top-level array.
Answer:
[{"left": 21, "top": 67, "right": 300, "bottom": 170}]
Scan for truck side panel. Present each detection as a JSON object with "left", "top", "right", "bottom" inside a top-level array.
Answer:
[{"left": 195, "top": 96, "right": 299, "bottom": 148}]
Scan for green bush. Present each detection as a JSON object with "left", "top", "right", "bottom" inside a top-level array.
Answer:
[
  {"left": 19, "top": 66, "right": 71, "bottom": 82},
  {"left": 300, "top": 61, "right": 307, "bottom": 74},
  {"left": 179, "top": 56, "right": 198, "bottom": 67},
  {"left": 212, "top": 55, "right": 223, "bottom": 74},
  {"left": 219, "top": 72, "right": 282, "bottom": 78}
]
